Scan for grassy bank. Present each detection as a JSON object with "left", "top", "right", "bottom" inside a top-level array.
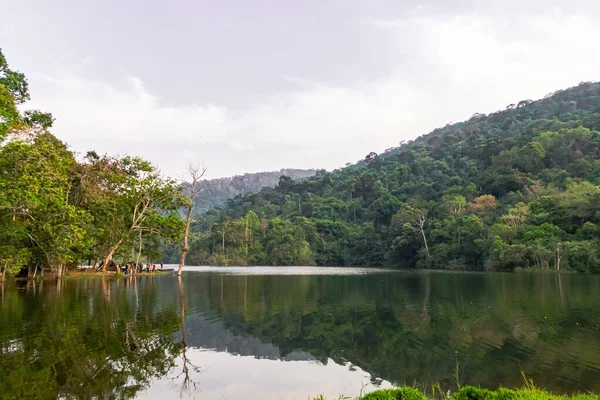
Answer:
[{"left": 315, "top": 385, "right": 598, "bottom": 400}]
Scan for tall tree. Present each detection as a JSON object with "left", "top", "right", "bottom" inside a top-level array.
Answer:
[
  {"left": 178, "top": 165, "right": 206, "bottom": 276},
  {"left": 393, "top": 201, "right": 431, "bottom": 261}
]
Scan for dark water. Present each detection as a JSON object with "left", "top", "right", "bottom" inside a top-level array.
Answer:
[{"left": 1, "top": 268, "right": 600, "bottom": 399}]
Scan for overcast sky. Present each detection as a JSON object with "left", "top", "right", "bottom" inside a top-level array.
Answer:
[{"left": 1, "top": 0, "right": 599, "bottom": 179}]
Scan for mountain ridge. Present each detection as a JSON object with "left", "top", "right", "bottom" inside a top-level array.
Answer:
[{"left": 189, "top": 168, "right": 317, "bottom": 214}]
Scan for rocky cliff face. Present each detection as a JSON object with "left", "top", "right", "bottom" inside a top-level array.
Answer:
[{"left": 188, "top": 168, "right": 317, "bottom": 214}]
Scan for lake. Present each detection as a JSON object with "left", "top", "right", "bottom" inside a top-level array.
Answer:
[{"left": 1, "top": 267, "right": 600, "bottom": 399}]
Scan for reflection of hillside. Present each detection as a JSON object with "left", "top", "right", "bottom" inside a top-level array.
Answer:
[
  {"left": 190, "top": 272, "right": 600, "bottom": 394},
  {"left": 3, "top": 272, "right": 600, "bottom": 397},
  {"left": 182, "top": 313, "right": 316, "bottom": 361}
]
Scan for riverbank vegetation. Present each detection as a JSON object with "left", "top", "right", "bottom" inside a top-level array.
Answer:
[
  {"left": 175, "top": 82, "right": 600, "bottom": 272},
  {"left": 328, "top": 385, "right": 599, "bottom": 400},
  {"left": 0, "top": 49, "right": 185, "bottom": 279}
]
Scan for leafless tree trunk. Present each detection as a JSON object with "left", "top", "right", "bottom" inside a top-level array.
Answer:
[{"left": 178, "top": 165, "right": 206, "bottom": 276}]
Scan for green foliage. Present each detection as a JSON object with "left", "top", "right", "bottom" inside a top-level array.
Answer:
[
  {"left": 0, "top": 48, "right": 54, "bottom": 140},
  {"left": 361, "top": 387, "right": 428, "bottom": 400},
  {"left": 0, "top": 49, "right": 185, "bottom": 277},
  {"left": 186, "top": 211, "right": 315, "bottom": 266},
  {"left": 0, "top": 83, "right": 20, "bottom": 139},
  {"left": 183, "top": 82, "right": 600, "bottom": 271},
  {"left": 356, "top": 386, "right": 598, "bottom": 400}
]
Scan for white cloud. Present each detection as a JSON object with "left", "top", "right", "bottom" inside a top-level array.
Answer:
[
  {"left": 30, "top": 72, "right": 230, "bottom": 144},
  {"left": 22, "top": 9, "right": 600, "bottom": 179},
  {"left": 26, "top": 70, "right": 423, "bottom": 178},
  {"left": 373, "top": 10, "right": 600, "bottom": 100}
]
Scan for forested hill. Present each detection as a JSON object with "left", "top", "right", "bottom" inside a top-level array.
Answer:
[
  {"left": 189, "top": 169, "right": 316, "bottom": 214},
  {"left": 184, "top": 82, "right": 600, "bottom": 271}
]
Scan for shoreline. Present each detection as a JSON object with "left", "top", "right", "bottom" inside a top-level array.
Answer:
[{"left": 5, "top": 269, "right": 170, "bottom": 282}]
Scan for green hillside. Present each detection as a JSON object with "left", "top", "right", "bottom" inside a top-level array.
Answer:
[{"left": 184, "top": 82, "right": 600, "bottom": 271}]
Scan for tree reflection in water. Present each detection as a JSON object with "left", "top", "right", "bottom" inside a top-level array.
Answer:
[
  {"left": 0, "top": 277, "right": 181, "bottom": 399},
  {"left": 2, "top": 271, "right": 600, "bottom": 398}
]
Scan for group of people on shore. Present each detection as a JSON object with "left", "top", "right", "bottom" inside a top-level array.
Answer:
[{"left": 117, "top": 261, "right": 163, "bottom": 275}]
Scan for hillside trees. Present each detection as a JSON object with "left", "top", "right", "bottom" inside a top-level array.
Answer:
[{"left": 183, "top": 82, "right": 600, "bottom": 272}]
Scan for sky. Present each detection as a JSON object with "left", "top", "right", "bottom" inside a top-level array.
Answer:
[{"left": 1, "top": 0, "right": 599, "bottom": 179}]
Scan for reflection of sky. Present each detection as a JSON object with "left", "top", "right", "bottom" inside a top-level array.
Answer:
[{"left": 141, "top": 350, "right": 392, "bottom": 400}]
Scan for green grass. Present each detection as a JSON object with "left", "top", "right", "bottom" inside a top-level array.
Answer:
[{"left": 314, "top": 385, "right": 598, "bottom": 400}]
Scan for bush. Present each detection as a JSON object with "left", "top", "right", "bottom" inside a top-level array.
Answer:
[
  {"left": 353, "top": 386, "right": 599, "bottom": 400},
  {"left": 361, "top": 387, "right": 428, "bottom": 400}
]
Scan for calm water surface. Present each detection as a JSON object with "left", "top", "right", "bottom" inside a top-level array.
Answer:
[{"left": 1, "top": 267, "right": 600, "bottom": 399}]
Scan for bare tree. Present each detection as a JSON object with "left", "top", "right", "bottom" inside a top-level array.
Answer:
[{"left": 178, "top": 165, "right": 207, "bottom": 276}]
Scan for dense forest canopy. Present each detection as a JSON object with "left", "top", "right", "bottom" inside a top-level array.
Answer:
[
  {"left": 0, "top": 48, "right": 185, "bottom": 278},
  {"left": 177, "top": 81, "right": 600, "bottom": 272}
]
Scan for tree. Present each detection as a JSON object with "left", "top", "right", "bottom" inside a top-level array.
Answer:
[
  {"left": 392, "top": 201, "right": 431, "bottom": 261},
  {"left": 465, "top": 194, "right": 497, "bottom": 223},
  {"left": 76, "top": 155, "right": 184, "bottom": 272},
  {"left": 178, "top": 165, "right": 207, "bottom": 276},
  {"left": 559, "top": 181, "right": 600, "bottom": 227},
  {"left": 502, "top": 203, "right": 529, "bottom": 228},
  {"left": 0, "top": 133, "right": 86, "bottom": 277},
  {"left": 0, "top": 48, "right": 53, "bottom": 140},
  {"left": 212, "top": 217, "right": 231, "bottom": 254},
  {"left": 441, "top": 194, "right": 466, "bottom": 215}
]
